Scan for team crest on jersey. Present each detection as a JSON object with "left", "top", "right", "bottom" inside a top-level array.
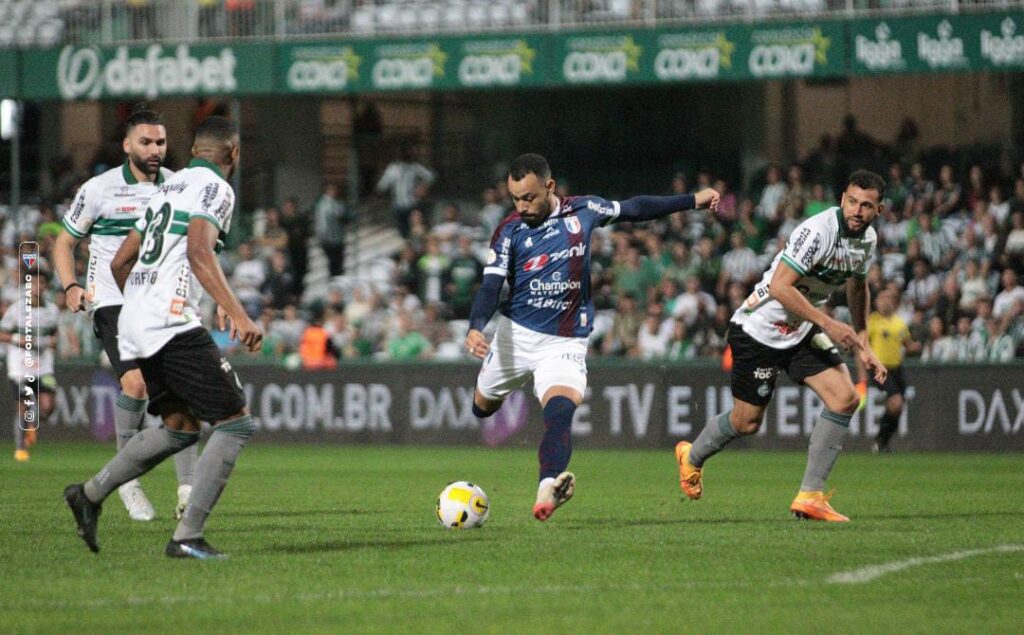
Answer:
[
  {"left": 563, "top": 217, "right": 581, "bottom": 234},
  {"left": 22, "top": 253, "right": 37, "bottom": 269}
]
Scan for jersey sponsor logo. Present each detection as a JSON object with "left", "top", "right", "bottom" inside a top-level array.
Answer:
[
  {"left": 773, "top": 320, "right": 801, "bottom": 336},
  {"left": 542, "top": 228, "right": 560, "bottom": 240},
  {"left": 159, "top": 182, "right": 188, "bottom": 195},
  {"left": 522, "top": 243, "right": 587, "bottom": 272},
  {"left": 68, "top": 193, "right": 87, "bottom": 224},
  {"left": 753, "top": 367, "right": 775, "bottom": 380},
  {"left": 585, "top": 200, "right": 615, "bottom": 216},
  {"left": 523, "top": 254, "right": 549, "bottom": 272},
  {"left": 200, "top": 183, "right": 220, "bottom": 212},
  {"left": 528, "top": 278, "right": 581, "bottom": 294},
  {"left": 563, "top": 217, "right": 582, "bottom": 234},
  {"left": 790, "top": 227, "right": 811, "bottom": 253},
  {"left": 800, "top": 235, "right": 821, "bottom": 270}
]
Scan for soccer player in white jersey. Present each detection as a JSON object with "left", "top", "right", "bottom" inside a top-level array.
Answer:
[
  {"left": 675, "top": 170, "right": 889, "bottom": 522},
  {"left": 1, "top": 271, "right": 59, "bottom": 462},
  {"left": 64, "top": 117, "right": 262, "bottom": 559},
  {"left": 53, "top": 104, "right": 197, "bottom": 522}
]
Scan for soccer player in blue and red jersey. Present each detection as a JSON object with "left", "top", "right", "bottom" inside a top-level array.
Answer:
[{"left": 465, "top": 153, "right": 720, "bottom": 520}]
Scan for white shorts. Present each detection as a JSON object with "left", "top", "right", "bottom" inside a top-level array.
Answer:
[{"left": 476, "top": 315, "right": 589, "bottom": 402}]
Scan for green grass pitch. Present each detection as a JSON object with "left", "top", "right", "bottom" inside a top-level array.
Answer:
[{"left": 2, "top": 443, "right": 1022, "bottom": 634}]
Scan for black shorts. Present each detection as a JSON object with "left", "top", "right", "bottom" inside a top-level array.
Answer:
[
  {"left": 871, "top": 365, "right": 906, "bottom": 397},
  {"left": 93, "top": 305, "right": 139, "bottom": 378},
  {"left": 136, "top": 327, "right": 247, "bottom": 422},
  {"left": 728, "top": 323, "right": 845, "bottom": 406}
]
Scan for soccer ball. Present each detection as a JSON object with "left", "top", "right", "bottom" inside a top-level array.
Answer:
[{"left": 436, "top": 481, "right": 490, "bottom": 529}]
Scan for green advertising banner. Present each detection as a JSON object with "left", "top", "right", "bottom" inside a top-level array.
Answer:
[
  {"left": 19, "top": 42, "right": 275, "bottom": 101},
  {"left": 447, "top": 35, "right": 548, "bottom": 89},
  {"left": 556, "top": 32, "right": 647, "bottom": 86},
  {"left": 279, "top": 41, "right": 368, "bottom": 93},
  {"left": 644, "top": 27, "right": 743, "bottom": 83},
  {"left": 852, "top": 12, "right": 1024, "bottom": 75},
  {"left": 362, "top": 39, "right": 452, "bottom": 91},
  {"left": 0, "top": 50, "right": 17, "bottom": 98},
  {"left": 741, "top": 21, "right": 845, "bottom": 79}
]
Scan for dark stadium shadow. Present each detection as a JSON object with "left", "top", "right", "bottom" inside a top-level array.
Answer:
[
  {"left": 259, "top": 536, "right": 485, "bottom": 554},
  {"left": 219, "top": 508, "right": 386, "bottom": 519}
]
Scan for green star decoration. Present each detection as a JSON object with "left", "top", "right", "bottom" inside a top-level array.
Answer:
[
  {"left": 427, "top": 44, "right": 448, "bottom": 77},
  {"left": 514, "top": 40, "right": 536, "bottom": 75},
  {"left": 341, "top": 47, "right": 362, "bottom": 80},
  {"left": 622, "top": 36, "right": 642, "bottom": 73},
  {"left": 714, "top": 33, "right": 735, "bottom": 70},
  {"left": 811, "top": 28, "right": 831, "bottom": 65}
]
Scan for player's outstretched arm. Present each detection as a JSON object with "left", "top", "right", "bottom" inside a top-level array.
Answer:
[
  {"left": 465, "top": 273, "right": 504, "bottom": 359},
  {"left": 110, "top": 230, "right": 142, "bottom": 293},
  {"left": 616, "top": 188, "right": 720, "bottom": 223},
  {"left": 768, "top": 261, "right": 861, "bottom": 352},
  {"left": 187, "top": 218, "right": 263, "bottom": 352},
  {"left": 54, "top": 230, "right": 87, "bottom": 312}
]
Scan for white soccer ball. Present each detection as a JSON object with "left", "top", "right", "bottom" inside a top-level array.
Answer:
[{"left": 436, "top": 481, "right": 490, "bottom": 529}]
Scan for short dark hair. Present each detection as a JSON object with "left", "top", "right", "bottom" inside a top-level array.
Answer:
[
  {"left": 509, "top": 153, "right": 551, "bottom": 181},
  {"left": 847, "top": 169, "right": 886, "bottom": 200},
  {"left": 194, "top": 116, "right": 239, "bottom": 146},
  {"left": 125, "top": 103, "right": 163, "bottom": 135}
]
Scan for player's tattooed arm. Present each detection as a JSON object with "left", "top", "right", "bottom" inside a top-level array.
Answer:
[
  {"left": 187, "top": 217, "right": 263, "bottom": 352},
  {"left": 111, "top": 230, "right": 142, "bottom": 293}
]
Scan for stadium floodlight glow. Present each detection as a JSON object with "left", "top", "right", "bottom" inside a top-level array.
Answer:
[{"left": 0, "top": 99, "right": 17, "bottom": 141}]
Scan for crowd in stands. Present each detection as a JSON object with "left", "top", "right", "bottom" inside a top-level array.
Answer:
[
  {"left": 2, "top": 0, "right": 1000, "bottom": 49},
  {"left": 2, "top": 122, "right": 1024, "bottom": 369}
]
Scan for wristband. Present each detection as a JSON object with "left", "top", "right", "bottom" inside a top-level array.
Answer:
[{"left": 64, "top": 282, "right": 83, "bottom": 292}]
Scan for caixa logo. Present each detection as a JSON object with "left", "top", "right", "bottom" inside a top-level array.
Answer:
[
  {"left": 458, "top": 54, "right": 521, "bottom": 86},
  {"left": 563, "top": 51, "right": 628, "bottom": 83},
  {"left": 288, "top": 60, "right": 350, "bottom": 90},
  {"left": 654, "top": 48, "right": 720, "bottom": 80},
  {"left": 749, "top": 44, "right": 815, "bottom": 77},
  {"left": 372, "top": 58, "right": 434, "bottom": 89}
]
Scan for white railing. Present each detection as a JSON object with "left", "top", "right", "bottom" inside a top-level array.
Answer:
[{"left": 0, "top": 0, "right": 1020, "bottom": 49}]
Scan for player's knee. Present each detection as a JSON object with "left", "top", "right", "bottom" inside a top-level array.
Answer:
[
  {"left": 887, "top": 394, "right": 904, "bottom": 413},
  {"left": 835, "top": 390, "right": 860, "bottom": 414},
  {"left": 120, "top": 372, "right": 147, "bottom": 399},
  {"left": 729, "top": 412, "right": 762, "bottom": 435},
  {"left": 213, "top": 412, "right": 256, "bottom": 439}
]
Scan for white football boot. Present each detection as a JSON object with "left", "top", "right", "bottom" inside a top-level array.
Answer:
[
  {"left": 118, "top": 479, "right": 156, "bottom": 521},
  {"left": 533, "top": 471, "right": 575, "bottom": 521}
]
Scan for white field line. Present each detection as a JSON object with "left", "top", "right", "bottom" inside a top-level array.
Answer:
[{"left": 827, "top": 544, "right": 1024, "bottom": 585}]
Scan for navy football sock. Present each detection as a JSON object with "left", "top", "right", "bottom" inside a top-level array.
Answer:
[{"left": 538, "top": 397, "right": 576, "bottom": 481}]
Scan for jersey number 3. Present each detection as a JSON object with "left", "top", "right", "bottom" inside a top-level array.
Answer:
[{"left": 140, "top": 203, "right": 173, "bottom": 265}]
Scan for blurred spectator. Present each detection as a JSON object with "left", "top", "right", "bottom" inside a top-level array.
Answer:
[
  {"left": 905, "top": 258, "right": 941, "bottom": 312},
  {"left": 417, "top": 236, "right": 450, "bottom": 304},
  {"left": 314, "top": 183, "right": 350, "bottom": 277},
  {"left": 198, "top": 0, "right": 222, "bottom": 37},
  {"left": 755, "top": 164, "right": 786, "bottom": 227},
  {"left": 446, "top": 236, "right": 483, "bottom": 320},
  {"left": 231, "top": 242, "right": 266, "bottom": 318},
  {"left": 718, "top": 232, "right": 760, "bottom": 298},
  {"left": 299, "top": 306, "right": 338, "bottom": 370},
  {"left": 262, "top": 250, "right": 296, "bottom": 310},
  {"left": 906, "top": 163, "right": 935, "bottom": 217},
  {"left": 988, "top": 185, "right": 1010, "bottom": 227},
  {"left": 933, "top": 164, "right": 962, "bottom": 218},
  {"left": 636, "top": 303, "right": 672, "bottom": 359},
  {"left": 803, "top": 184, "right": 831, "bottom": 218},
  {"left": 280, "top": 198, "right": 310, "bottom": 297},
  {"left": 376, "top": 144, "right": 436, "bottom": 238},
  {"left": 666, "top": 319, "right": 697, "bottom": 360},
  {"left": 884, "top": 162, "right": 911, "bottom": 213},
  {"left": 128, "top": 0, "right": 159, "bottom": 39},
  {"left": 672, "top": 275, "right": 717, "bottom": 328},
  {"left": 432, "top": 204, "right": 468, "bottom": 256},
  {"left": 479, "top": 187, "right": 508, "bottom": 238},
  {"left": 602, "top": 294, "right": 641, "bottom": 356},
  {"left": 993, "top": 269, "right": 1024, "bottom": 320},
  {"left": 270, "top": 304, "right": 307, "bottom": 352},
  {"left": 227, "top": 0, "right": 256, "bottom": 37},
  {"left": 254, "top": 207, "right": 289, "bottom": 260},
  {"left": 387, "top": 312, "right": 432, "bottom": 360},
  {"left": 922, "top": 316, "right": 956, "bottom": 362}
]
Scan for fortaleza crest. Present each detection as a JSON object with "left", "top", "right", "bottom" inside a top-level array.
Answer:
[
  {"left": 563, "top": 217, "right": 582, "bottom": 234},
  {"left": 22, "top": 253, "right": 38, "bottom": 269}
]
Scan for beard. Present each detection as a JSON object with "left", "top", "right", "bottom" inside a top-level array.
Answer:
[{"left": 130, "top": 151, "right": 162, "bottom": 177}]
